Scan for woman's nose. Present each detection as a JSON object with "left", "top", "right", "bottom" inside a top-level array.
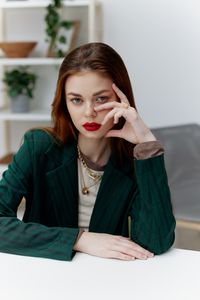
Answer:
[{"left": 84, "top": 103, "right": 97, "bottom": 117}]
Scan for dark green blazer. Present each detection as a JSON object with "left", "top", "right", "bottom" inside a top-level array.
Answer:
[{"left": 0, "top": 130, "right": 175, "bottom": 261}]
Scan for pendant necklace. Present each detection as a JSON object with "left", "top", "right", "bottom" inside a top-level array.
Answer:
[{"left": 77, "top": 145, "right": 103, "bottom": 195}]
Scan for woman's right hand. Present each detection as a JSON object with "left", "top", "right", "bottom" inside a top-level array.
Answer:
[{"left": 73, "top": 232, "right": 154, "bottom": 261}]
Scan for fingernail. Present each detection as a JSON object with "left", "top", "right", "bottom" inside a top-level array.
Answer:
[
  {"left": 112, "top": 83, "right": 116, "bottom": 89},
  {"left": 142, "top": 255, "right": 148, "bottom": 260}
]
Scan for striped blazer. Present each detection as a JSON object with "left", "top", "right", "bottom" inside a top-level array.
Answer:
[{"left": 0, "top": 130, "right": 176, "bottom": 261}]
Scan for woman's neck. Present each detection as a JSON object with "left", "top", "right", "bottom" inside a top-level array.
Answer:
[{"left": 78, "top": 135, "right": 111, "bottom": 167}]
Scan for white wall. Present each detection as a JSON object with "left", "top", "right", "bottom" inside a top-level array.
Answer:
[{"left": 100, "top": 0, "right": 200, "bottom": 128}]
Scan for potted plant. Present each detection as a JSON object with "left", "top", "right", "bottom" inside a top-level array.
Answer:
[
  {"left": 45, "top": 0, "right": 73, "bottom": 57},
  {"left": 3, "top": 67, "right": 37, "bottom": 113}
]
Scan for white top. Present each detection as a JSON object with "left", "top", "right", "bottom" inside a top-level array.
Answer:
[
  {"left": 78, "top": 159, "right": 103, "bottom": 230},
  {"left": 0, "top": 248, "right": 199, "bottom": 300}
]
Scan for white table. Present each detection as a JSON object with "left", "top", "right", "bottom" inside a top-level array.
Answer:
[{"left": 0, "top": 248, "right": 199, "bottom": 300}]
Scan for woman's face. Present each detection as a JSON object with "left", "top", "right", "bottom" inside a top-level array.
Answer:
[{"left": 65, "top": 71, "right": 117, "bottom": 140}]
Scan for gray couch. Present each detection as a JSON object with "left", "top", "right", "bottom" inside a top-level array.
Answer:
[{"left": 152, "top": 124, "right": 200, "bottom": 225}]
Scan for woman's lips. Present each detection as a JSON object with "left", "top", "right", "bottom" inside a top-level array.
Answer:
[{"left": 83, "top": 122, "right": 102, "bottom": 131}]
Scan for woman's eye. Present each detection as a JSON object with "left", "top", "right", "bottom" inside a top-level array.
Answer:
[
  {"left": 96, "top": 96, "right": 108, "bottom": 103},
  {"left": 71, "top": 98, "right": 82, "bottom": 104}
]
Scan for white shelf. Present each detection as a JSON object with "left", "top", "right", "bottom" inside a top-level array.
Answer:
[
  {"left": 0, "top": 108, "right": 51, "bottom": 121},
  {"left": 0, "top": 57, "right": 63, "bottom": 66},
  {"left": 0, "top": 0, "right": 92, "bottom": 8}
]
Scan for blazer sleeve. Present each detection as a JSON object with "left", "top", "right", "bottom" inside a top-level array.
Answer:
[
  {"left": 129, "top": 154, "right": 176, "bottom": 254},
  {"left": 0, "top": 131, "right": 79, "bottom": 261}
]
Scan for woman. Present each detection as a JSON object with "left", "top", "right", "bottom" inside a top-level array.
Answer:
[{"left": 0, "top": 42, "right": 175, "bottom": 261}]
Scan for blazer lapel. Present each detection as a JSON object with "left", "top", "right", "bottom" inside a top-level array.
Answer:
[
  {"left": 45, "top": 141, "right": 79, "bottom": 227},
  {"left": 89, "top": 157, "right": 134, "bottom": 233}
]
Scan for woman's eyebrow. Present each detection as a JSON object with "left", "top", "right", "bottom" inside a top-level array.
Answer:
[
  {"left": 67, "top": 90, "right": 111, "bottom": 97},
  {"left": 67, "top": 92, "right": 82, "bottom": 96},
  {"left": 93, "top": 89, "right": 111, "bottom": 96}
]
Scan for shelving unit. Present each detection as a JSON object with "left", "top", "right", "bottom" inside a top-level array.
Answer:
[
  {"left": 0, "top": 108, "right": 51, "bottom": 121},
  {"left": 0, "top": 1, "right": 94, "bottom": 8},
  {"left": 0, "top": 0, "right": 102, "bottom": 177},
  {"left": 0, "top": 58, "right": 63, "bottom": 66}
]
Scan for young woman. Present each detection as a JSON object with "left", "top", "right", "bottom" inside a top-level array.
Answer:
[{"left": 0, "top": 42, "right": 175, "bottom": 261}]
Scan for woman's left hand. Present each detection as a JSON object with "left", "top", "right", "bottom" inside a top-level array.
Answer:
[{"left": 94, "top": 83, "right": 156, "bottom": 144}]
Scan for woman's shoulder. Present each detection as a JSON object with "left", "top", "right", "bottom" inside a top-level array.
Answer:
[
  {"left": 24, "top": 128, "right": 55, "bottom": 140},
  {"left": 23, "top": 128, "right": 61, "bottom": 153}
]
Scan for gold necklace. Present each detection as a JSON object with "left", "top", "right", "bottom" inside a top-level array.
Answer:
[
  {"left": 77, "top": 145, "right": 103, "bottom": 195},
  {"left": 77, "top": 146, "right": 102, "bottom": 181},
  {"left": 79, "top": 161, "right": 101, "bottom": 195}
]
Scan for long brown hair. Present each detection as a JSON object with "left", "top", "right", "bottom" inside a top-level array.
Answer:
[{"left": 48, "top": 42, "right": 137, "bottom": 162}]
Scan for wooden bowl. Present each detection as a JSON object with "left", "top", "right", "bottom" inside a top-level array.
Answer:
[{"left": 0, "top": 41, "right": 37, "bottom": 58}]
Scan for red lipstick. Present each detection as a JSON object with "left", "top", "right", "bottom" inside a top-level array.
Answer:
[{"left": 83, "top": 122, "right": 101, "bottom": 131}]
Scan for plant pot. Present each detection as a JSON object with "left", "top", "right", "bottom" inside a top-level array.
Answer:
[{"left": 10, "top": 95, "right": 30, "bottom": 113}]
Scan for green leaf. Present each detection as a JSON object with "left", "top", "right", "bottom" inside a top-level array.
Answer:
[
  {"left": 58, "top": 35, "right": 66, "bottom": 44},
  {"left": 56, "top": 49, "right": 64, "bottom": 58},
  {"left": 54, "top": 0, "right": 62, "bottom": 8},
  {"left": 60, "top": 21, "right": 73, "bottom": 29}
]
